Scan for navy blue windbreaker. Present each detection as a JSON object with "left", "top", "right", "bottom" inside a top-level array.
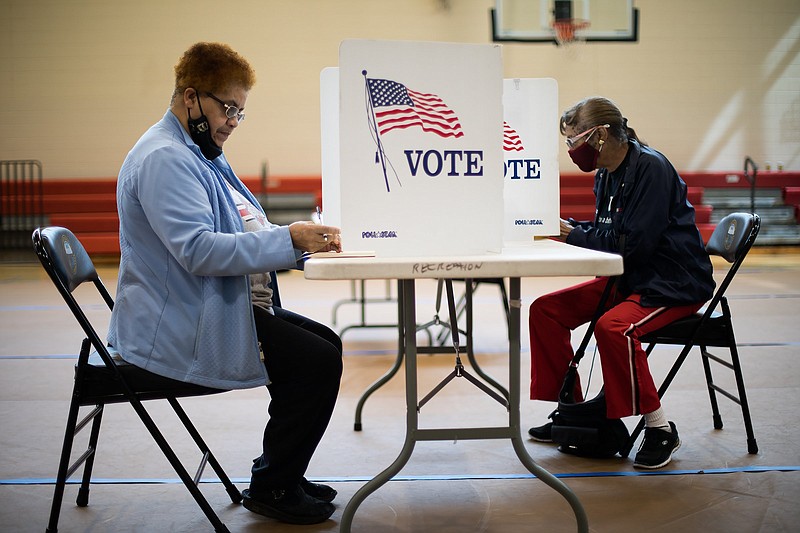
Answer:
[{"left": 566, "top": 141, "right": 715, "bottom": 307}]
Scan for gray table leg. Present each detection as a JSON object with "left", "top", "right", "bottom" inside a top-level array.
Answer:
[
  {"left": 354, "top": 280, "right": 405, "bottom": 431},
  {"left": 341, "top": 280, "right": 419, "bottom": 532},
  {"left": 463, "top": 279, "right": 510, "bottom": 402},
  {"left": 506, "top": 277, "right": 588, "bottom": 533}
]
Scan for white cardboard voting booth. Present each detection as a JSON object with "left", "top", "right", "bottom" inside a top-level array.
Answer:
[
  {"left": 320, "top": 67, "right": 341, "bottom": 228},
  {"left": 339, "top": 40, "right": 504, "bottom": 257},
  {"left": 320, "top": 40, "right": 560, "bottom": 257},
  {"left": 502, "top": 78, "right": 560, "bottom": 244}
]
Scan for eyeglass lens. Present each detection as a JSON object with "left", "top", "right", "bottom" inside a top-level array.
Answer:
[
  {"left": 566, "top": 127, "right": 596, "bottom": 148},
  {"left": 207, "top": 93, "right": 245, "bottom": 122}
]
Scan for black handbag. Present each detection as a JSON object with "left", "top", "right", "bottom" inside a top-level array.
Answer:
[
  {"left": 550, "top": 276, "right": 630, "bottom": 458},
  {"left": 551, "top": 391, "right": 630, "bottom": 458}
]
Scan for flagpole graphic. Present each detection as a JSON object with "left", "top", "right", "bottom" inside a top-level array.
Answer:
[{"left": 362, "top": 70, "right": 395, "bottom": 192}]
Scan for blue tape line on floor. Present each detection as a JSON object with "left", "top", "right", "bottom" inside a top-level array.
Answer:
[
  {"left": 3, "top": 340, "right": 799, "bottom": 361},
  {"left": 0, "top": 354, "right": 77, "bottom": 359},
  {"left": 3, "top": 465, "right": 799, "bottom": 486},
  {"left": 0, "top": 304, "right": 107, "bottom": 312}
]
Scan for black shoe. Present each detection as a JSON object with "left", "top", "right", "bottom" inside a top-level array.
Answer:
[
  {"left": 633, "top": 421, "right": 681, "bottom": 469},
  {"left": 242, "top": 485, "right": 335, "bottom": 525},
  {"left": 300, "top": 477, "right": 337, "bottom": 503},
  {"left": 528, "top": 422, "right": 554, "bottom": 442}
]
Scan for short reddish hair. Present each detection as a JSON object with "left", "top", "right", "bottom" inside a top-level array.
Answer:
[{"left": 172, "top": 42, "right": 256, "bottom": 102}]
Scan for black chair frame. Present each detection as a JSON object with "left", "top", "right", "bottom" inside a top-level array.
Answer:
[
  {"left": 621, "top": 213, "right": 761, "bottom": 457},
  {"left": 34, "top": 227, "right": 242, "bottom": 533}
]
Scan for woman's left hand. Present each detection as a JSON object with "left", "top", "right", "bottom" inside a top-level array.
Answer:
[{"left": 557, "top": 218, "right": 574, "bottom": 242}]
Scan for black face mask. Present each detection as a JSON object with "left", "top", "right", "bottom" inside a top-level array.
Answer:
[{"left": 187, "top": 94, "right": 222, "bottom": 160}]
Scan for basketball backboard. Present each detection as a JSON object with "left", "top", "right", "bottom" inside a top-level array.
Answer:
[{"left": 491, "top": 0, "right": 638, "bottom": 45}]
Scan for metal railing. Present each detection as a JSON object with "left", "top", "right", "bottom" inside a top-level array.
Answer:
[
  {"left": 1, "top": 160, "right": 44, "bottom": 249},
  {"left": 743, "top": 156, "right": 758, "bottom": 215}
]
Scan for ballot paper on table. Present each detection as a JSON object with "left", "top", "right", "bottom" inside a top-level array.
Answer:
[{"left": 308, "top": 251, "right": 376, "bottom": 259}]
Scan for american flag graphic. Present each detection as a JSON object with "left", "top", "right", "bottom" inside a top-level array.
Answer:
[
  {"left": 503, "top": 121, "right": 524, "bottom": 151},
  {"left": 366, "top": 78, "right": 463, "bottom": 138}
]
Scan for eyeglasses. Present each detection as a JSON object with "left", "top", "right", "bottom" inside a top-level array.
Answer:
[
  {"left": 206, "top": 92, "right": 245, "bottom": 122},
  {"left": 565, "top": 124, "right": 609, "bottom": 149}
]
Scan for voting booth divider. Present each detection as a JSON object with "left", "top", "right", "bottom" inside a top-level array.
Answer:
[
  {"left": 502, "top": 77, "right": 560, "bottom": 243},
  {"left": 321, "top": 39, "right": 560, "bottom": 257}
]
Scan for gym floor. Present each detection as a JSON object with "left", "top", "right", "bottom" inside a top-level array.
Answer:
[{"left": 1, "top": 249, "right": 798, "bottom": 532}]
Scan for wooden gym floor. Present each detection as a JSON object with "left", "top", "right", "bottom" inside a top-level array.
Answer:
[{"left": 1, "top": 249, "right": 798, "bottom": 532}]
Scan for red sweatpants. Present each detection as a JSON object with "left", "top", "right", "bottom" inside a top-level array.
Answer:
[{"left": 529, "top": 277, "right": 703, "bottom": 419}]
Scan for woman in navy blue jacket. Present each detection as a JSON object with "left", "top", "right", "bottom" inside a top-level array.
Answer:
[{"left": 528, "top": 97, "right": 715, "bottom": 469}]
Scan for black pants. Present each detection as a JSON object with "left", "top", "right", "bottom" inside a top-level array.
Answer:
[{"left": 249, "top": 305, "right": 343, "bottom": 492}]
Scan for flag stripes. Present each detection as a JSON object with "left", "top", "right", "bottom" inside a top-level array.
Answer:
[
  {"left": 367, "top": 78, "right": 463, "bottom": 139},
  {"left": 503, "top": 121, "right": 524, "bottom": 151}
]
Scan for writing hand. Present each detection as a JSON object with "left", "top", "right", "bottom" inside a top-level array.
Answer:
[
  {"left": 289, "top": 221, "right": 342, "bottom": 253},
  {"left": 558, "top": 218, "right": 574, "bottom": 241}
]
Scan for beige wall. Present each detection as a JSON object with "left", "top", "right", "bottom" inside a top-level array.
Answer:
[{"left": 1, "top": 0, "right": 798, "bottom": 179}]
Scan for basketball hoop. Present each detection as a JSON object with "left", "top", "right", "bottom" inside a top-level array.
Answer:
[{"left": 551, "top": 19, "right": 590, "bottom": 46}]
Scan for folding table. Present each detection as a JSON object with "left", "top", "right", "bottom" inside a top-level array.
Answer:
[{"left": 304, "top": 239, "right": 623, "bottom": 532}]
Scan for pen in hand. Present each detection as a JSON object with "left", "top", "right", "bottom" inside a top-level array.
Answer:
[
  {"left": 313, "top": 206, "right": 327, "bottom": 241},
  {"left": 309, "top": 206, "right": 342, "bottom": 251}
]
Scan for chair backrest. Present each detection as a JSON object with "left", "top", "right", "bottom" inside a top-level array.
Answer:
[
  {"left": 33, "top": 226, "right": 114, "bottom": 307},
  {"left": 706, "top": 212, "right": 760, "bottom": 264},
  {"left": 32, "top": 227, "right": 115, "bottom": 363},
  {"left": 702, "top": 212, "right": 760, "bottom": 315}
]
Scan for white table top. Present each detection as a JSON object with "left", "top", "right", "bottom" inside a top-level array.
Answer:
[{"left": 303, "top": 239, "right": 623, "bottom": 280}]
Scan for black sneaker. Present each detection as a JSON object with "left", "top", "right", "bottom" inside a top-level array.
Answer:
[
  {"left": 633, "top": 421, "right": 681, "bottom": 469},
  {"left": 300, "top": 477, "right": 337, "bottom": 503},
  {"left": 528, "top": 422, "right": 554, "bottom": 442},
  {"left": 242, "top": 485, "right": 335, "bottom": 525}
]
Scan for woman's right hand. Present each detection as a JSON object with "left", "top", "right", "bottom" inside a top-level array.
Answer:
[{"left": 289, "top": 221, "right": 342, "bottom": 253}]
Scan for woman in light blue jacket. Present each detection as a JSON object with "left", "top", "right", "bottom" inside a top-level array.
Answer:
[{"left": 108, "top": 42, "right": 342, "bottom": 525}]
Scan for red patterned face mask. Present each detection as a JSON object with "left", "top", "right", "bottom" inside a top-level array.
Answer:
[{"left": 568, "top": 138, "right": 601, "bottom": 172}]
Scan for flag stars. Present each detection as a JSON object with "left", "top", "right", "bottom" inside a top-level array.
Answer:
[{"left": 369, "top": 79, "right": 414, "bottom": 107}]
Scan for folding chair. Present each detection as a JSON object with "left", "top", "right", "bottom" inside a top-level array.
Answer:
[
  {"left": 33, "top": 227, "right": 242, "bottom": 533},
  {"left": 621, "top": 212, "right": 761, "bottom": 457}
]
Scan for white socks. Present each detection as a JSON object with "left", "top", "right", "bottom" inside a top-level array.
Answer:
[{"left": 644, "top": 407, "right": 672, "bottom": 432}]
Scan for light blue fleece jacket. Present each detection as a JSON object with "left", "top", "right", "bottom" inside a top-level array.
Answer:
[{"left": 108, "top": 110, "right": 302, "bottom": 389}]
